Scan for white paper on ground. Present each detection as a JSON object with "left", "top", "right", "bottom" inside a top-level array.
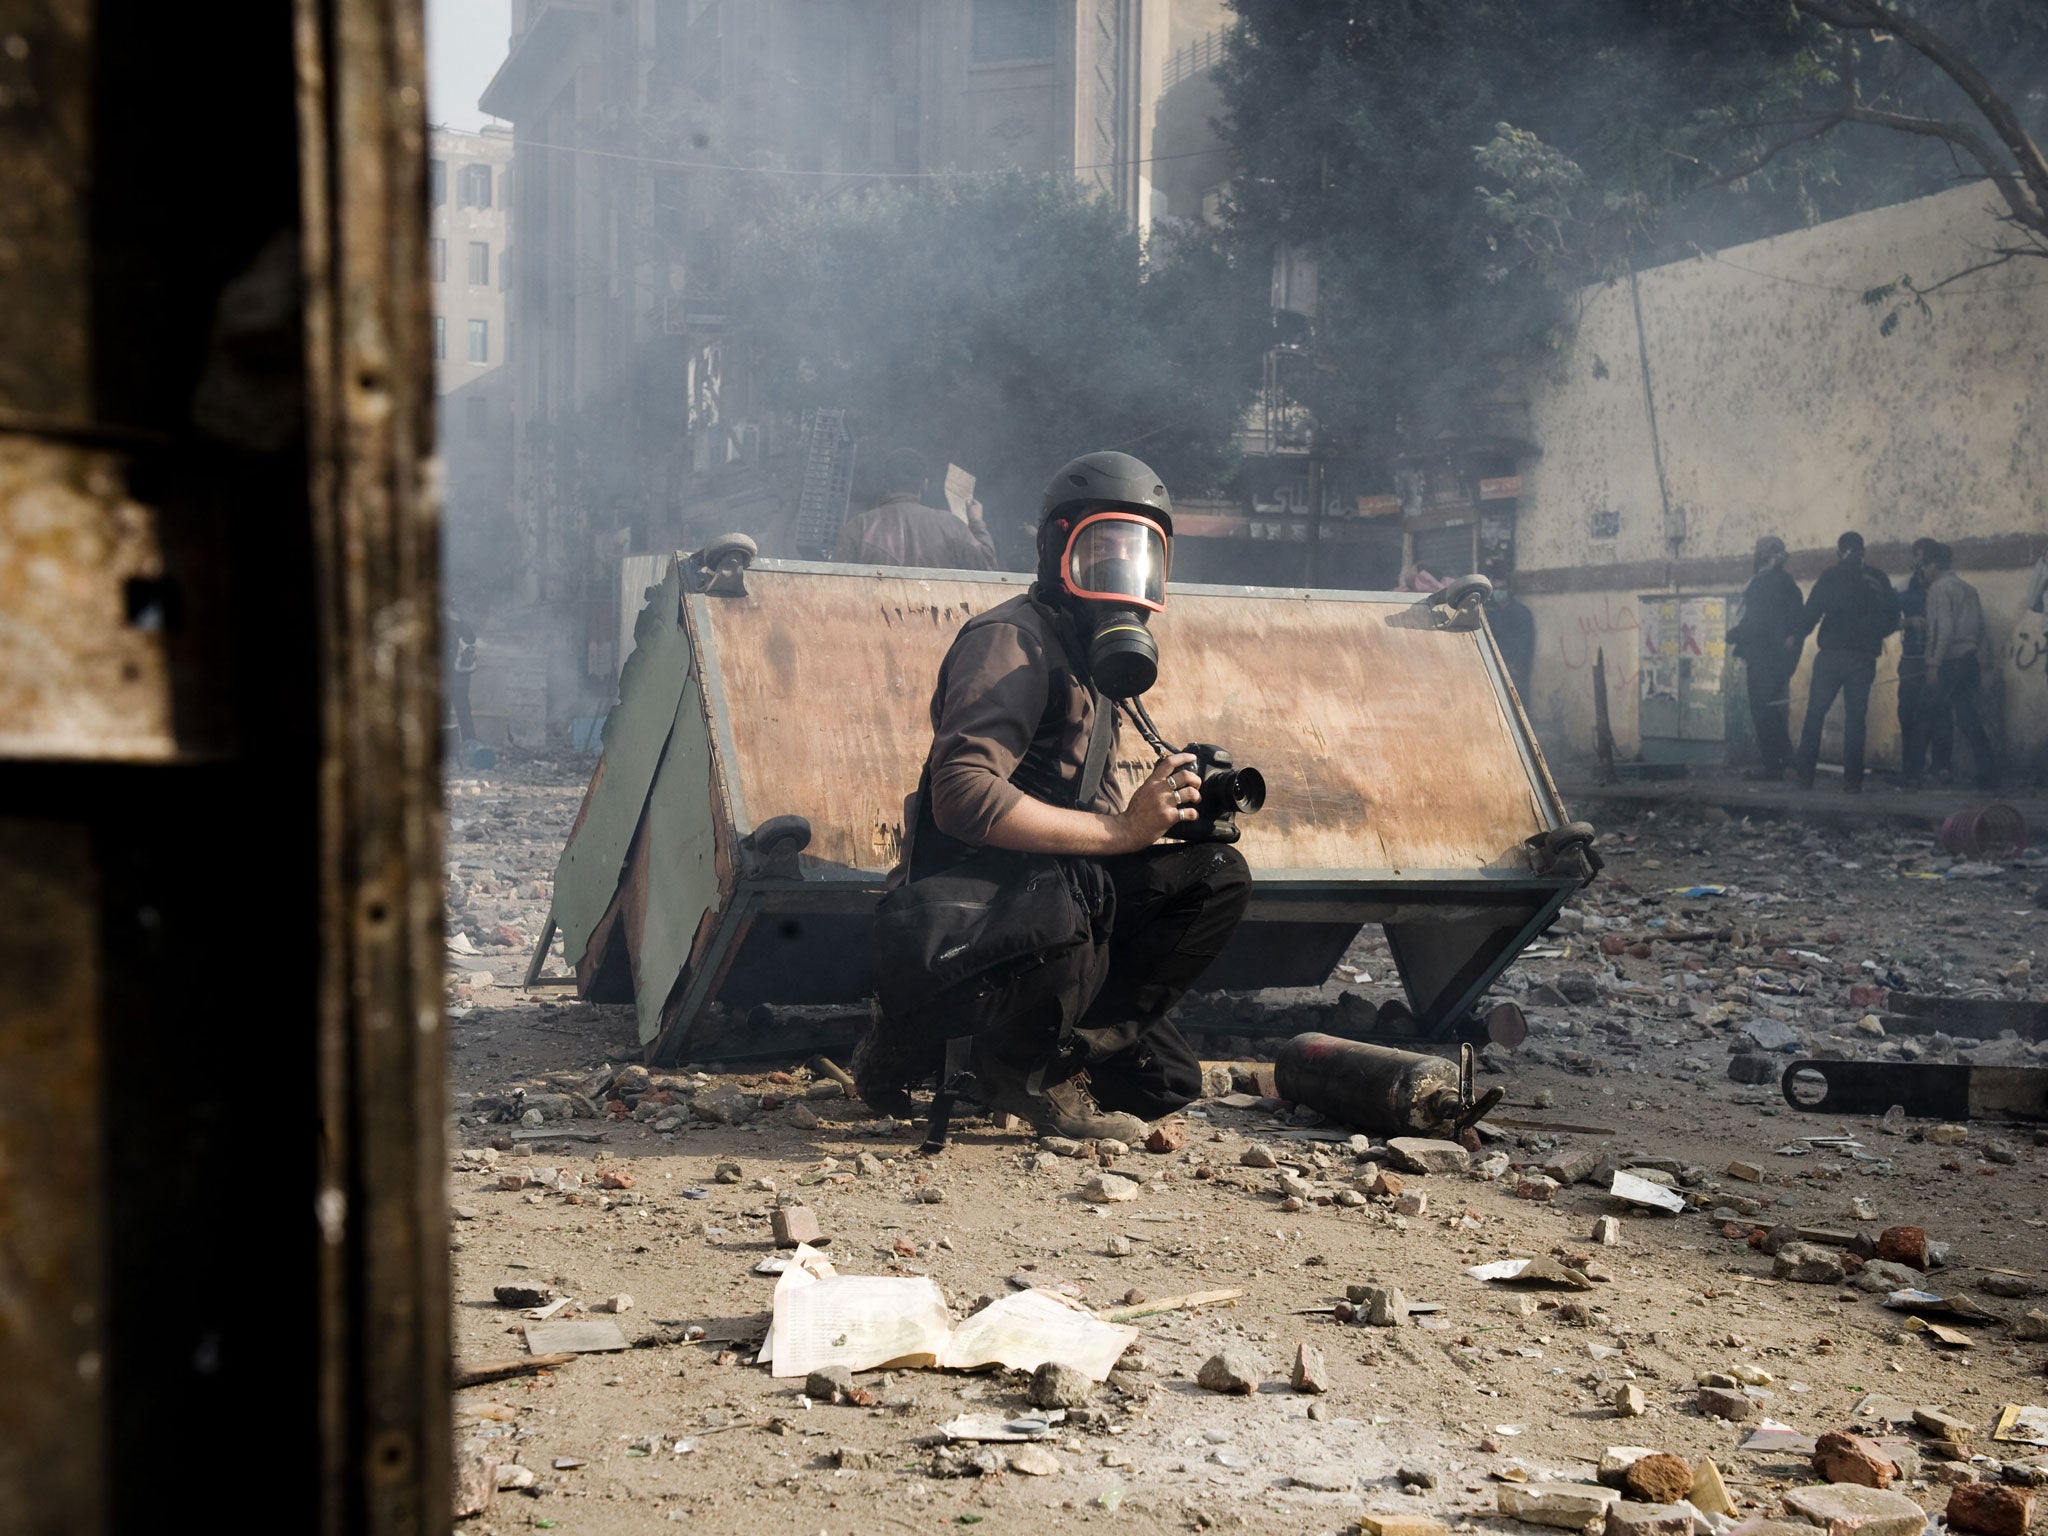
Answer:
[
  {"left": 766, "top": 1267, "right": 954, "bottom": 1379},
  {"left": 1466, "top": 1258, "right": 1532, "bottom": 1281},
  {"left": 941, "top": 1288, "right": 1137, "bottom": 1380},
  {"left": 940, "top": 1410, "right": 1067, "bottom": 1443},
  {"left": 1610, "top": 1170, "right": 1686, "bottom": 1213},
  {"left": 758, "top": 1243, "right": 837, "bottom": 1369}
]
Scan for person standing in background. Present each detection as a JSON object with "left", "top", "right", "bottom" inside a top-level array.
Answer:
[
  {"left": 1895, "top": 537, "right": 1951, "bottom": 789},
  {"left": 1727, "top": 535, "right": 1804, "bottom": 781},
  {"left": 834, "top": 447, "right": 1000, "bottom": 571},
  {"left": 1792, "top": 532, "right": 1900, "bottom": 794},
  {"left": 1916, "top": 541, "right": 1999, "bottom": 791},
  {"left": 1488, "top": 579, "right": 1536, "bottom": 700}
]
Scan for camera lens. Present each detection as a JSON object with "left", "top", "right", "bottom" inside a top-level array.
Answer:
[{"left": 1225, "top": 766, "right": 1265, "bottom": 815}]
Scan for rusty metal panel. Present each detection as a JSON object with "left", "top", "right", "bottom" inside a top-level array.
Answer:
[
  {"left": 0, "top": 1, "right": 93, "bottom": 423},
  {"left": 0, "top": 818, "right": 105, "bottom": 1536},
  {"left": 698, "top": 567, "right": 1550, "bottom": 877},
  {"left": 0, "top": 438, "right": 231, "bottom": 761},
  {"left": 295, "top": 0, "right": 448, "bottom": 1528}
]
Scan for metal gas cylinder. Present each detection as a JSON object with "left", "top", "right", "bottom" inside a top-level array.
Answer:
[{"left": 1274, "top": 1033, "right": 1498, "bottom": 1137}]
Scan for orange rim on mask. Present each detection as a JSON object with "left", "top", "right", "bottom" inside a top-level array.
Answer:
[{"left": 1060, "top": 510, "right": 1169, "bottom": 612}]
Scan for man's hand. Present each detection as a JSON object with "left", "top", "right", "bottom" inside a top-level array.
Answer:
[
  {"left": 964, "top": 497, "right": 988, "bottom": 529},
  {"left": 1115, "top": 752, "right": 1200, "bottom": 851}
]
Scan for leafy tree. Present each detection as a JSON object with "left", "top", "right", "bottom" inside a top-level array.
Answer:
[
  {"left": 726, "top": 172, "right": 1267, "bottom": 549},
  {"left": 1216, "top": 0, "right": 2047, "bottom": 457}
]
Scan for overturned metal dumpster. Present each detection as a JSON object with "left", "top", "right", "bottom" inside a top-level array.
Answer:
[{"left": 533, "top": 552, "right": 1596, "bottom": 1066}]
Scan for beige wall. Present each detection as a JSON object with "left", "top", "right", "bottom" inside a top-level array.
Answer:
[
  {"left": 430, "top": 126, "right": 513, "bottom": 395},
  {"left": 1515, "top": 185, "right": 2048, "bottom": 774}
]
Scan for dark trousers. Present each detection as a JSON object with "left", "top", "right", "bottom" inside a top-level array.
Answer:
[
  {"left": 1897, "top": 665, "right": 1951, "bottom": 781},
  {"left": 1795, "top": 649, "right": 1876, "bottom": 788},
  {"left": 984, "top": 842, "right": 1251, "bottom": 1121},
  {"left": 1921, "top": 654, "right": 1998, "bottom": 789},
  {"left": 1744, "top": 657, "right": 1795, "bottom": 772}
]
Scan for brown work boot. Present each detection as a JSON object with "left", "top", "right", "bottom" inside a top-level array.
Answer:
[{"left": 970, "top": 1042, "right": 1147, "bottom": 1143}]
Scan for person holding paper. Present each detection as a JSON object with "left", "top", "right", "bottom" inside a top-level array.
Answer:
[{"left": 834, "top": 447, "right": 1000, "bottom": 571}]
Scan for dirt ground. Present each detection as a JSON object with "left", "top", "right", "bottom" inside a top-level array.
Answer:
[{"left": 445, "top": 758, "right": 2046, "bottom": 1535}]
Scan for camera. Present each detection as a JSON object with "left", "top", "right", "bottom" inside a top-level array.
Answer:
[{"left": 1167, "top": 742, "right": 1265, "bottom": 845}]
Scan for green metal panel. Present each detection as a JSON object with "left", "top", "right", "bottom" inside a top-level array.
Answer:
[
  {"left": 549, "top": 563, "right": 693, "bottom": 969},
  {"left": 631, "top": 675, "right": 723, "bottom": 1047}
]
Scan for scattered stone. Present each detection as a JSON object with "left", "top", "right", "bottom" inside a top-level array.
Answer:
[
  {"left": 1607, "top": 1504, "right": 1693, "bottom": 1536},
  {"left": 1728, "top": 1363, "right": 1772, "bottom": 1386},
  {"left": 1941, "top": 1490, "right": 2023, "bottom": 1536},
  {"left": 1292, "top": 1464, "right": 1355, "bottom": 1493},
  {"left": 1398, "top": 1465, "right": 1438, "bottom": 1490},
  {"left": 1106, "top": 1234, "right": 1133, "bottom": 1258},
  {"left": 692, "top": 1085, "right": 758, "bottom": 1125},
  {"left": 1592, "top": 1216, "right": 1623, "bottom": 1246},
  {"left": 1196, "top": 1350, "right": 1262, "bottom": 1395},
  {"left": 1146, "top": 1121, "right": 1187, "bottom": 1154},
  {"left": 1276, "top": 1170, "right": 1315, "bottom": 1202},
  {"left": 1875, "top": 1227, "right": 1929, "bottom": 1269},
  {"left": 1879, "top": 1106, "right": 1906, "bottom": 1136},
  {"left": 1599, "top": 1448, "right": 1658, "bottom": 1488},
  {"left": 1780, "top": 1483, "right": 1929, "bottom": 1536},
  {"left": 771, "top": 1206, "right": 822, "bottom": 1247},
  {"left": 492, "top": 1284, "right": 551, "bottom": 1309},
  {"left": 601, "top": 1293, "right": 633, "bottom": 1314},
  {"left": 1623, "top": 1453, "right": 1696, "bottom": 1505},
  {"left": 784, "top": 1102, "right": 821, "bottom": 1130},
  {"left": 1612, "top": 1383, "right": 1648, "bottom": 1418},
  {"left": 1914, "top": 1408, "right": 1975, "bottom": 1444},
  {"left": 1496, "top": 1481, "right": 1621, "bottom": 1529},
  {"left": 805, "top": 1365, "right": 855, "bottom": 1404},
  {"left": 1984, "top": 1139, "right": 2020, "bottom": 1166},
  {"left": 1545, "top": 1149, "right": 1603, "bottom": 1185},
  {"left": 1371, "top": 1170, "right": 1406, "bottom": 1198},
  {"left": 1358, "top": 1515, "right": 1449, "bottom": 1536},
  {"left": 2016, "top": 1310, "right": 2048, "bottom": 1342},
  {"left": 1081, "top": 1173, "right": 1139, "bottom": 1204},
  {"left": 1729, "top": 1053, "right": 1781, "bottom": 1085},
  {"left": 1813, "top": 1431, "right": 1901, "bottom": 1489},
  {"left": 1364, "top": 1285, "right": 1408, "bottom": 1327},
  {"left": 1029, "top": 1361, "right": 1095, "bottom": 1410},
  {"left": 1291, "top": 1342, "right": 1330, "bottom": 1395},
  {"left": 1396, "top": 1191, "right": 1430, "bottom": 1217},
  {"left": 1007, "top": 1447, "right": 1061, "bottom": 1477},
  {"left": 1240, "top": 1144, "right": 1279, "bottom": 1169},
  {"left": 1981, "top": 1274, "right": 2036, "bottom": 1299},
  {"left": 1930, "top": 1125, "right": 1969, "bottom": 1146},
  {"left": 1698, "top": 1387, "right": 1754, "bottom": 1422},
  {"left": 713, "top": 1160, "right": 744, "bottom": 1184},
  {"left": 1775, "top": 1242, "right": 1847, "bottom": 1285},
  {"left": 1854, "top": 1260, "right": 1924, "bottom": 1294},
  {"left": 1040, "top": 1136, "right": 1084, "bottom": 1158},
  {"left": 1690, "top": 1458, "right": 1735, "bottom": 1517},
  {"left": 1727, "top": 1160, "right": 1765, "bottom": 1183},
  {"left": 1515, "top": 1175, "right": 1561, "bottom": 1203},
  {"left": 1386, "top": 1137, "right": 1470, "bottom": 1175}
]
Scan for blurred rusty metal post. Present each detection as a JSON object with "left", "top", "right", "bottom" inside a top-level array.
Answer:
[{"left": 295, "top": 0, "right": 449, "bottom": 1529}]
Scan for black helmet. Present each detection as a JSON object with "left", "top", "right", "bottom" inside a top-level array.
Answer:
[{"left": 1039, "top": 451, "right": 1173, "bottom": 536}]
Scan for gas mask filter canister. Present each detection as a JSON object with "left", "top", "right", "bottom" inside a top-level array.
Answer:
[{"left": 1058, "top": 512, "right": 1168, "bottom": 699}]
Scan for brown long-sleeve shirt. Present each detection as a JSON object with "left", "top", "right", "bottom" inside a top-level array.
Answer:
[
  {"left": 922, "top": 593, "right": 1123, "bottom": 849},
  {"left": 834, "top": 493, "right": 1000, "bottom": 571}
]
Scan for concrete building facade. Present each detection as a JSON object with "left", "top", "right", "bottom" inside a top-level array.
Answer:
[
  {"left": 1511, "top": 185, "right": 2048, "bottom": 780},
  {"left": 474, "top": 0, "right": 1229, "bottom": 736},
  {"left": 429, "top": 126, "right": 512, "bottom": 394}
]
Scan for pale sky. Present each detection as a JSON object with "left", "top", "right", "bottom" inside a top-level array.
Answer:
[{"left": 427, "top": 0, "right": 511, "bottom": 131}]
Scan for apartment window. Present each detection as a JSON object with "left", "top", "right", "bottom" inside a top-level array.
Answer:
[
  {"left": 468, "top": 241, "right": 489, "bottom": 285},
  {"left": 457, "top": 163, "right": 493, "bottom": 208},
  {"left": 428, "top": 158, "right": 447, "bottom": 206},
  {"left": 972, "top": 0, "right": 1054, "bottom": 61},
  {"left": 429, "top": 237, "right": 446, "bottom": 282},
  {"left": 467, "top": 318, "right": 488, "bottom": 363},
  {"left": 432, "top": 315, "right": 446, "bottom": 360}
]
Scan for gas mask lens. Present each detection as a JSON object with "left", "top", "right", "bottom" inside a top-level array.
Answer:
[{"left": 1062, "top": 512, "right": 1167, "bottom": 611}]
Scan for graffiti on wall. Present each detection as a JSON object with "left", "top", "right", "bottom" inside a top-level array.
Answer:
[{"left": 1557, "top": 593, "right": 1641, "bottom": 684}]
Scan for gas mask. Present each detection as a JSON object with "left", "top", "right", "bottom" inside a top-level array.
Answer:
[{"left": 1049, "top": 510, "right": 1168, "bottom": 698}]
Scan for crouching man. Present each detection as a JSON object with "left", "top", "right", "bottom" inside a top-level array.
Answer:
[{"left": 857, "top": 451, "right": 1251, "bottom": 1144}]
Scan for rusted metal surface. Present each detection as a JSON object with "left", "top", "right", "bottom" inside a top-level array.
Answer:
[
  {"left": 0, "top": 1, "right": 92, "bottom": 423},
  {"left": 702, "top": 568, "right": 1550, "bottom": 876},
  {"left": 295, "top": 0, "right": 448, "bottom": 1528},
  {"left": 1275, "top": 1034, "right": 1497, "bottom": 1138},
  {"left": 0, "top": 438, "right": 232, "bottom": 760},
  {"left": 0, "top": 818, "right": 105, "bottom": 1534}
]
